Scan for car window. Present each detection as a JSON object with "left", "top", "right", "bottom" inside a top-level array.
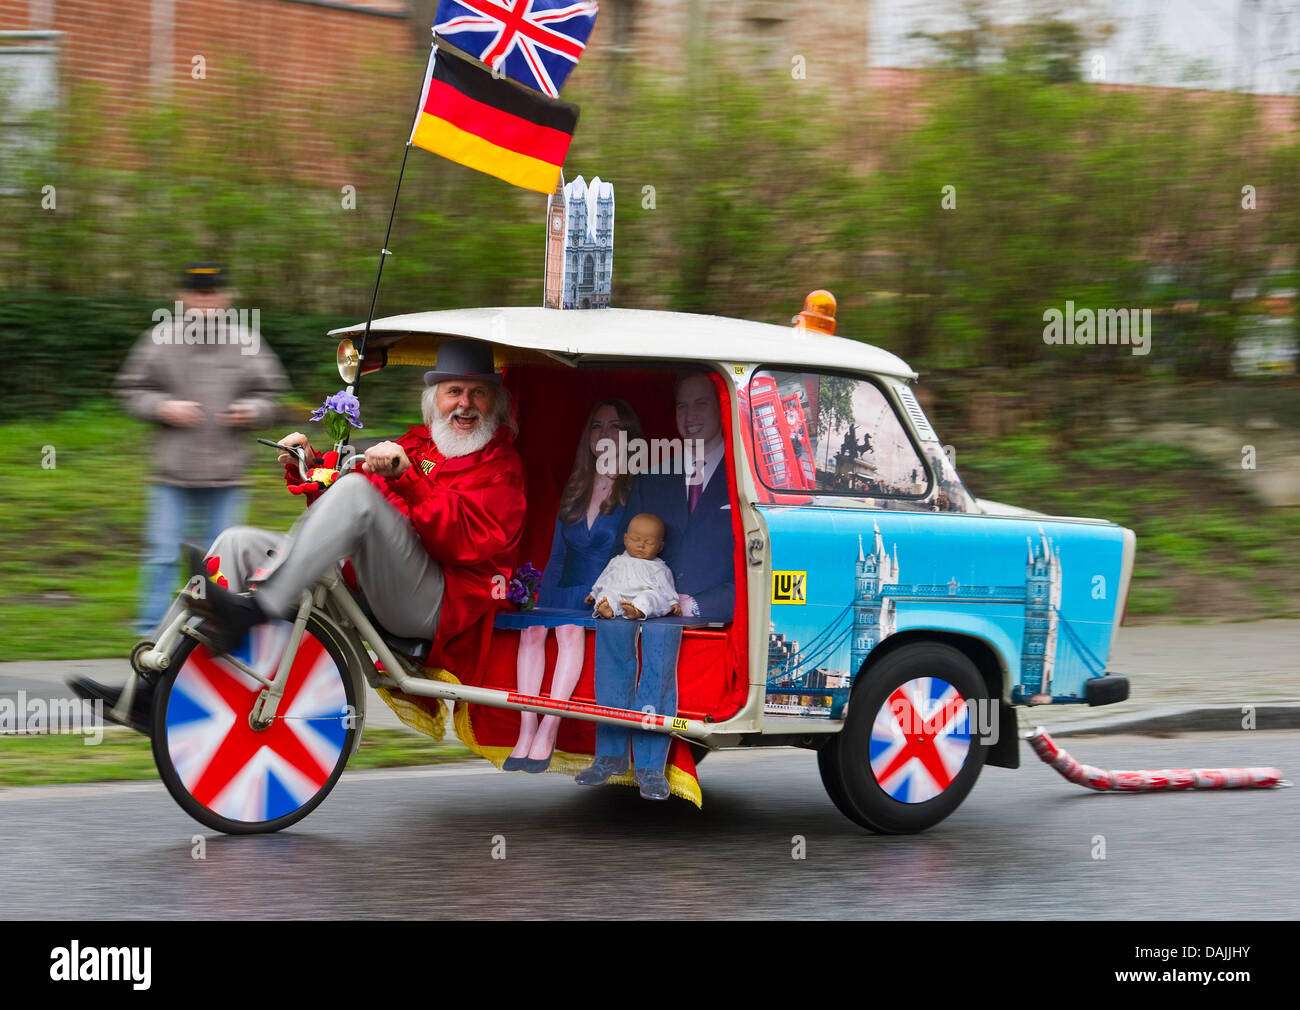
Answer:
[{"left": 750, "top": 369, "right": 928, "bottom": 498}]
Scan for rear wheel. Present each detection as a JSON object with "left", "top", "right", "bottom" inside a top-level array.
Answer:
[
  {"left": 151, "top": 618, "right": 358, "bottom": 834},
  {"left": 824, "top": 642, "right": 989, "bottom": 834}
]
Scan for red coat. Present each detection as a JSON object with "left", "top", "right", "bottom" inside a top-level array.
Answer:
[{"left": 286, "top": 425, "right": 526, "bottom": 671}]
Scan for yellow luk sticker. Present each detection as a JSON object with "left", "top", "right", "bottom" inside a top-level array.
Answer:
[
  {"left": 771, "top": 570, "right": 807, "bottom": 604},
  {"left": 671, "top": 717, "right": 690, "bottom": 731}
]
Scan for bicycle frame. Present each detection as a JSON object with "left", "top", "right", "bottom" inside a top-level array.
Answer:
[
  {"left": 128, "top": 568, "right": 717, "bottom": 744},
  {"left": 121, "top": 435, "right": 717, "bottom": 745}
]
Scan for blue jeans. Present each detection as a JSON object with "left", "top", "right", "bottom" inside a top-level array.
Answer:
[
  {"left": 138, "top": 484, "right": 247, "bottom": 632},
  {"left": 592, "top": 620, "right": 683, "bottom": 775}
]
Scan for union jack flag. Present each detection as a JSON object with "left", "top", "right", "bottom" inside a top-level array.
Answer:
[
  {"left": 164, "top": 622, "right": 350, "bottom": 823},
  {"left": 433, "top": 0, "right": 600, "bottom": 99},
  {"left": 869, "top": 677, "right": 971, "bottom": 803}
]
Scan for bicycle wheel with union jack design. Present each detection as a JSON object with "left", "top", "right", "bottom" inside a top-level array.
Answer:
[
  {"left": 150, "top": 618, "right": 357, "bottom": 834},
  {"left": 823, "top": 642, "right": 990, "bottom": 834}
]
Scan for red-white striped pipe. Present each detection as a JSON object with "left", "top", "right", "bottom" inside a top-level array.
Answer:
[{"left": 1025, "top": 727, "right": 1284, "bottom": 791}]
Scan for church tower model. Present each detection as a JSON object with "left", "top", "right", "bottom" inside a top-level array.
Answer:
[{"left": 542, "top": 173, "right": 615, "bottom": 310}]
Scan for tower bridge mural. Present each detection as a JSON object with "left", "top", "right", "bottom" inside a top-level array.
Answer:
[{"left": 765, "top": 523, "right": 1106, "bottom": 718}]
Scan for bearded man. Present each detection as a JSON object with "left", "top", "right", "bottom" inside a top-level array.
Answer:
[{"left": 71, "top": 339, "right": 526, "bottom": 733}]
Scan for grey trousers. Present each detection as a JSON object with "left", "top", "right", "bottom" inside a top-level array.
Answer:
[{"left": 157, "top": 473, "right": 444, "bottom": 641}]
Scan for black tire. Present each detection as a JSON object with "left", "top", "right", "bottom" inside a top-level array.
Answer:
[
  {"left": 816, "top": 738, "right": 863, "bottom": 823},
  {"left": 151, "top": 617, "right": 358, "bottom": 834},
  {"left": 825, "top": 642, "right": 990, "bottom": 834}
]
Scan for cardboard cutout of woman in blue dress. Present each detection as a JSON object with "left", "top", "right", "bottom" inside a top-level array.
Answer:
[{"left": 505, "top": 400, "right": 644, "bottom": 771}]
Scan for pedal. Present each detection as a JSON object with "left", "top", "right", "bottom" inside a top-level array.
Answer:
[{"left": 129, "top": 640, "right": 157, "bottom": 678}]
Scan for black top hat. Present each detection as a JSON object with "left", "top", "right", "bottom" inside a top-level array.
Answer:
[
  {"left": 423, "top": 339, "right": 501, "bottom": 386},
  {"left": 182, "top": 263, "right": 227, "bottom": 292}
]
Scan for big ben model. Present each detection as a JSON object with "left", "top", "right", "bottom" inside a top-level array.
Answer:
[
  {"left": 543, "top": 173, "right": 615, "bottom": 310},
  {"left": 543, "top": 172, "right": 567, "bottom": 309}
]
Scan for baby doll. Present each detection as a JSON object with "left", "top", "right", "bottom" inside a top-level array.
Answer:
[
  {"left": 586, "top": 513, "right": 681, "bottom": 620},
  {"left": 577, "top": 512, "right": 685, "bottom": 801}
]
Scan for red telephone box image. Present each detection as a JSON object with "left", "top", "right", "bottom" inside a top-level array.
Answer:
[
  {"left": 748, "top": 374, "right": 814, "bottom": 491},
  {"left": 780, "top": 390, "right": 816, "bottom": 487}
]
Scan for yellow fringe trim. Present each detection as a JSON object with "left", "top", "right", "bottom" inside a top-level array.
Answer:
[
  {"left": 409, "top": 667, "right": 703, "bottom": 809},
  {"left": 373, "top": 681, "right": 448, "bottom": 742}
]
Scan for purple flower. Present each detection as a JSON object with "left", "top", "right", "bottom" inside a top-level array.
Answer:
[
  {"left": 309, "top": 392, "right": 362, "bottom": 425},
  {"left": 310, "top": 390, "right": 365, "bottom": 444},
  {"left": 330, "top": 392, "right": 364, "bottom": 428},
  {"left": 506, "top": 564, "right": 542, "bottom": 610}
]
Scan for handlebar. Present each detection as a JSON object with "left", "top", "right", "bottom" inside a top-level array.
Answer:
[{"left": 256, "top": 438, "right": 400, "bottom": 481}]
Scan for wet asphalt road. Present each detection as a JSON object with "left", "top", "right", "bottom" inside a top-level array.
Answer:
[{"left": 1, "top": 732, "right": 1296, "bottom": 920}]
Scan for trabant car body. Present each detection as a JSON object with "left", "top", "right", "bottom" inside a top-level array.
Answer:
[{"left": 325, "top": 304, "right": 1136, "bottom": 833}]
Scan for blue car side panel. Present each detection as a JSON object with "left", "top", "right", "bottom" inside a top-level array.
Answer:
[
  {"left": 877, "top": 607, "right": 1021, "bottom": 687},
  {"left": 760, "top": 507, "right": 1127, "bottom": 717}
]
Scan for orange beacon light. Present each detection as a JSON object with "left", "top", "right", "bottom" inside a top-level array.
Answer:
[{"left": 794, "top": 289, "right": 837, "bottom": 335}]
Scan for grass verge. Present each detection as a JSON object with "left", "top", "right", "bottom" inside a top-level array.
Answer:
[
  {"left": 0, "top": 728, "right": 475, "bottom": 788},
  {"left": 0, "top": 399, "right": 420, "bottom": 660}
]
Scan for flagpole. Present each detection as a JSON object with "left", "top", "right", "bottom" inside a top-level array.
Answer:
[
  {"left": 350, "top": 45, "right": 437, "bottom": 396},
  {"left": 353, "top": 142, "right": 411, "bottom": 390}
]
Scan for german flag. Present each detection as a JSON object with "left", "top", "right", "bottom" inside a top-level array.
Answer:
[{"left": 409, "top": 47, "right": 579, "bottom": 194}]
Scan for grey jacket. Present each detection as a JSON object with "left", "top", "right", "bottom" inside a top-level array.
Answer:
[{"left": 114, "top": 317, "right": 289, "bottom": 487}]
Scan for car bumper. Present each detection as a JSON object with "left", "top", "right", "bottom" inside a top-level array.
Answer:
[{"left": 1085, "top": 674, "right": 1130, "bottom": 707}]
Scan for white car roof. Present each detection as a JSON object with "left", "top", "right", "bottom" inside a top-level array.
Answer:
[{"left": 329, "top": 307, "right": 918, "bottom": 380}]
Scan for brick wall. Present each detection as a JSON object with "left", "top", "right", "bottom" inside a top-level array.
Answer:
[
  {"left": 0, "top": 0, "right": 411, "bottom": 160},
  {"left": 6, "top": 1, "right": 1290, "bottom": 171},
  {"left": 584, "top": 0, "right": 872, "bottom": 91},
  {"left": 0, "top": 1, "right": 882, "bottom": 132}
]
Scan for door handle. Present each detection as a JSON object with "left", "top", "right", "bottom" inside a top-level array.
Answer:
[{"left": 747, "top": 534, "right": 765, "bottom": 567}]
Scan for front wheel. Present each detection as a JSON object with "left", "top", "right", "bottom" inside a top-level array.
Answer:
[
  {"left": 823, "top": 642, "right": 990, "bottom": 834},
  {"left": 151, "top": 617, "right": 358, "bottom": 834}
]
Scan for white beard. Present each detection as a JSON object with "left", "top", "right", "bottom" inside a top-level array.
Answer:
[{"left": 428, "top": 405, "right": 498, "bottom": 458}]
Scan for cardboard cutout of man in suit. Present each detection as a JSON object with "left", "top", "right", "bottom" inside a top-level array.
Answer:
[{"left": 575, "top": 373, "right": 735, "bottom": 800}]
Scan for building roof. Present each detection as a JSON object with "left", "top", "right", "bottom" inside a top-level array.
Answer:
[{"left": 329, "top": 307, "right": 918, "bottom": 380}]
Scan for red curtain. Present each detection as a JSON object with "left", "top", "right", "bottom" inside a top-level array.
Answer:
[{"left": 444, "top": 363, "right": 751, "bottom": 791}]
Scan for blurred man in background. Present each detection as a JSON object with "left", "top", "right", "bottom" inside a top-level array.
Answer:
[{"left": 113, "top": 263, "right": 287, "bottom": 635}]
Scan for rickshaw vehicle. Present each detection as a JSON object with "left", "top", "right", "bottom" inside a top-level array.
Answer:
[{"left": 122, "top": 300, "right": 1135, "bottom": 835}]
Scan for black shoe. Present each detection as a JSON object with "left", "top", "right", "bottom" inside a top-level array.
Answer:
[
  {"left": 189, "top": 578, "right": 266, "bottom": 655},
  {"left": 575, "top": 755, "right": 629, "bottom": 786},
  {"left": 521, "top": 750, "right": 554, "bottom": 774},
  {"left": 67, "top": 676, "right": 153, "bottom": 736},
  {"left": 634, "top": 768, "right": 671, "bottom": 801}
]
